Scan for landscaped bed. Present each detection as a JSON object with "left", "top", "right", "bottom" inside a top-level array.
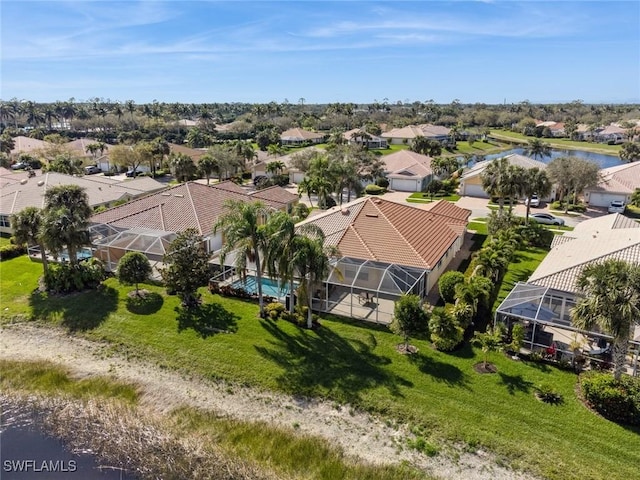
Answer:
[{"left": 1, "top": 256, "right": 640, "bottom": 480}]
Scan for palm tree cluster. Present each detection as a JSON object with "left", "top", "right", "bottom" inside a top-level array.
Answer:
[
  {"left": 294, "top": 144, "right": 385, "bottom": 208},
  {"left": 214, "top": 201, "right": 338, "bottom": 327},
  {"left": 12, "top": 185, "right": 92, "bottom": 285}
]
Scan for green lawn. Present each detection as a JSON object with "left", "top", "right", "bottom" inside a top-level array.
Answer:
[
  {"left": 407, "top": 193, "right": 461, "bottom": 203},
  {"left": 1, "top": 256, "right": 640, "bottom": 480},
  {"left": 489, "top": 130, "right": 622, "bottom": 155},
  {"left": 494, "top": 247, "right": 549, "bottom": 307},
  {"left": 451, "top": 140, "right": 507, "bottom": 155}
]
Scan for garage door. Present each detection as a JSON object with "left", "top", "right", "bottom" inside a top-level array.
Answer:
[
  {"left": 462, "top": 183, "right": 488, "bottom": 198},
  {"left": 588, "top": 192, "right": 625, "bottom": 207},
  {"left": 390, "top": 178, "right": 419, "bottom": 192}
]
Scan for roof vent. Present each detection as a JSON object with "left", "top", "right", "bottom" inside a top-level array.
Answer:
[
  {"left": 37, "top": 180, "right": 44, "bottom": 186},
  {"left": 161, "top": 192, "right": 171, "bottom": 196},
  {"left": 365, "top": 213, "right": 378, "bottom": 218},
  {"left": 20, "top": 179, "right": 28, "bottom": 185},
  {"left": 174, "top": 194, "right": 184, "bottom": 198},
  {"left": 373, "top": 198, "right": 382, "bottom": 204},
  {"left": 341, "top": 207, "right": 349, "bottom": 215}
]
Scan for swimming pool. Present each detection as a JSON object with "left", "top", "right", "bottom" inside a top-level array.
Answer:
[{"left": 231, "top": 276, "right": 294, "bottom": 298}]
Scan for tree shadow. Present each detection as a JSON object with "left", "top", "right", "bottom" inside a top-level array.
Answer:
[
  {"left": 497, "top": 372, "right": 534, "bottom": 395},
  {"left": 408, "top": 352, "right": 470, "bottom": 388},
  {"left": 175, "top": 303, "right": 239, "bottom": 338},
  {"left": 255, "top": 320, "right": 413, "bottom": 406},
  {"left": 125, "top": 291, "right": 164, "bottom": 315},
  {"left": 29, "top": 285, "right": 119, "bottom": 332}
]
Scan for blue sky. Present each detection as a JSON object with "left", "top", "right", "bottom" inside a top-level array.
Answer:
[{"left": 1, "top": 1, "right": 639, "bottom": 104}]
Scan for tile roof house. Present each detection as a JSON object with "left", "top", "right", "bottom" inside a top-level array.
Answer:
[
  {"left": 90, "top": 181, "right": 297, "bottom": 272},
  {"left": 583, "top": 162, "right": 640, "bottom": 207},
  {"left": 65, "top": 138, "right": 112, "bottom": 158},
  {"left": 9, "top": 136, "right": 54, "bottom": 157},
  {"left": 168, "top": 143, "right": 207, "bottom": 163},
  {"left": 296, "top": 197, "right": 470, "bottom": 323},
  {"left": 496, "top": 213, "right": 640, "bottom": 368},
  {"left": 0, "top": 171, "right": 165, "bottom": 236},
  {"left": 381, "top": 124, "right": 451, "bottom": 145},
  {"left": 381, "top": 150, "right": 433, "bottom": 192},
  {"left": 280, "top": 128, "right": 325, "bottom": 146},
  {"left": 342, "top": 128, "right": 388, "bottom": 149},
  {"left": 459, "top": 154, "right": 555, "bottom": 199}
]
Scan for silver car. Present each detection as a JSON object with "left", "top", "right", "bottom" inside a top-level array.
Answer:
[{"left": 530, "top": 213, "right": 565, "bottom": 226}]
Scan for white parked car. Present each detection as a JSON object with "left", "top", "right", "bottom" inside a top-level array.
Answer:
[
  {"left": 525, "top": 194, "right": 540, "bottom": 207},
  {"left": 607, "top": 200, "right": 625, "bottom": 214},
  {"left": 531, "top": 213, "right": 565, "bottom": 226}
]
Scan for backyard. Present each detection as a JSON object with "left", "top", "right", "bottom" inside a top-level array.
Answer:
[{"left": 1, "top": 255, "right": 639, "bottom": 480}]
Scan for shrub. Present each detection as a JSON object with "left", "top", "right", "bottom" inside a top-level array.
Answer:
[
  {"left": 365, "top": 184, "right": 386, "bottom": 195},
  {"left": 0, "top": 243, "right": 26, "bottom": 261},
  {"left": 429, "top": 307, "right": 463, "bottom": 352},
  {"left": 534, "top": 384, "right": 564, "bottom": 405},
  {"left": 516, "top": 222, "right": 554, "bottom": 248},
  {"left": 265, "top": 302, "right": 285, "bottom": 320},
  {"left": 549, "top": 201, "right": 587, "bottom": 213},
  {"left": 44, "top": 258, "right": 107, "bottom": 293},
  {"left": 375, "top": 177, "right": 389, "bottom": 188},
  {"left": 438, "top": 271, "right": 465, "bottom": 303},
  {"left": 581, "top": 372, "right": 640, "bottom": 425},
  {"left": 486, "top": 209, "right": 520, "bottom": 235}
]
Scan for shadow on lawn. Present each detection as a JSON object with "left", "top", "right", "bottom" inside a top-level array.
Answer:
[
  {"left": 126, "top": 291, "right": 163, "bottom": 315},
  {"left": 175, "top": 303, "right": 239, "bottom": 338},
  {"left": 497, "top": 371, "right": 534, "bottom": 395},
  {"left": 255, "top": 320, "right": 412, "bottom": 405},
  {"left": 29, "top": 285, "right": 119, "bottom": 332},
  {"left": 408, "top": 353, "right": 470, "bottom": 388}
]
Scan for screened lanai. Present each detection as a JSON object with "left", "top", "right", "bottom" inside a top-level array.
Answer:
[
  {"left": 496, "top": 282, "right": 640, "bottom": 376},
  {"left": 319, "top": 257, "right": 429, "bottom": 325},
  {"left": 90, "top": 225, "right": 177, "bottom": 277}
]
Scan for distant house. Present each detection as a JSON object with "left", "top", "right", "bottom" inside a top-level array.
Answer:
[
  {"left": 595, "top": 125, "right": 626, "bottom": 144},
  {"left": 459, "top": 154, "right": 555, "bottom": 200},
  {"left": 168, "top": 143, "right": 207, "bottom": 163},
  {"left": 0, "top": 171, "right": 165, "bottom": 236},
  {"left": 89, "top": 181, "right": 296, "bottom": 272},
  {"left": 583, "top": 162, "right": 640, "bottom": 207},
  {"left": 280, "top": 128, "right": 325, "bottom": 146},
  {"left": 342, "top": 128, "right": 388, "bottom": 149},
  {"left": 381, "top": 124, "right": 450, "bottom": 145},
  {"left": 496, "top": 213, "right": 640, "bottom": 374},
  {"left": 65, "top": 138, "right": 112, "bottom": 159},
  {"left": 9, "top": 136, "right": 53, "bottom": 157},
  {"left": 294, "top": 197, "right": 470, "bottom": 324},
  {"left": 381, "top": 150, "right": 433, "bottom": 192}
]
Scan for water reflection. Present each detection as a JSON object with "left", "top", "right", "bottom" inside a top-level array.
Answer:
[{"left": 1, "top": 399, "right": 136, "bottom": 480}]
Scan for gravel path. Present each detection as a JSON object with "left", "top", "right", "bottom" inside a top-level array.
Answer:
[{"left": 0, "top": 323, "right": 539, "bottom": 480}]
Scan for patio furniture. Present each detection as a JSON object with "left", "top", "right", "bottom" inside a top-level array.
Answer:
[{"left": 358, "top": 291, "right": 370, "bottom": 305}]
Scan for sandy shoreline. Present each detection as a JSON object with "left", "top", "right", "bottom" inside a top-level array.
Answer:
[{"left": 0, "top": 323, "right": 538, "bottom": 480}]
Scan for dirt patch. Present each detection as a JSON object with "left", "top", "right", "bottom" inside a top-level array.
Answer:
[
  {"left": 0, "top": 323, "right": 540, "bottom": 480},
  {"left": 473, "top": 362, "right": 498, "bottom": 374}
]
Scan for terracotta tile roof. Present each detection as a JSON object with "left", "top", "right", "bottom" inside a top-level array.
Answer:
[
  {"left": 299, "top": 197, "right": 469, "bottom": 270},
  {"left": 529, "top": 214, "right": 640, "bottom": 293},
  {"left": 168, "top": 143, "right": 206, "bottom": 162},
  {"left": 90, "top": 181, "right": 292, "bottom": 236},
  {"left": 383, "top": 150, "right": 433, "bottom": 178},
  {"left": 1, "top": 172, "right": 165, "bottom": 216},
  {"left": 65, "top": 138, "right": 112, "bottom": 156},
  {"left": 280, "top": 128, "right": 324, "bottom": 141},
  {"left": 250, "top": 185, "right": 298, "bottom": 206},
  {"left": 586, "top": 162, "right": 640, "bottom": 194},
  {"left": 381, "top": 124, "right": 450, "bottom": 140},
  {"left": 9, "top": 136, "right": 53, "bottom": 155}
]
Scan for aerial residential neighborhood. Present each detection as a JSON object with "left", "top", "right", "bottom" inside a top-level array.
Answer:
[{"left": 1, "top": 1, "right": 639, "bottom": 480}]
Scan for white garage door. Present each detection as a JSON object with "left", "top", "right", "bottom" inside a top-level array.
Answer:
[
  {"left": 462, "top": 183, "right": 488, "bottom": 198},
  {"left": 588, "top": 192, "right": 625, "bottom": 207},
  {"left": 390, "top": 178, "right": 419, "bottom": 192}
]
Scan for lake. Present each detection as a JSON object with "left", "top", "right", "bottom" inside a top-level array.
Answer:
[
  {"left": 1, "top": 399, "right": 137, "bottom": 480},
  {"left": 480, "top": 147, "right": 621, "bottom": 169}
]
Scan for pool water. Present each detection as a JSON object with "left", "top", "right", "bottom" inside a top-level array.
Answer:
[{"left": 231, "top": 276, "right": 293, "bottom": 298}]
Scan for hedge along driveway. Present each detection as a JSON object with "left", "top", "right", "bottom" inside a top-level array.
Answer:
[{"left": 1, "top": 256, "right": 640, "bottom": 480}]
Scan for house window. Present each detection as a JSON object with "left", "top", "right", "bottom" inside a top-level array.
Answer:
[{"left": 0, "top": 215, "right": 10, "bottom": 228}]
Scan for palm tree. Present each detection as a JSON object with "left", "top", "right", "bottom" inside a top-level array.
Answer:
[
  {"left": 214, "top": 200, "right": 272, "bottom": 318},
  {"left": 11, "top": 207, "right": 49, "bottom": 275},
  {"left": 266, "top": 160, "right": 286, "bottom": 176},
  {"left": 502, "top": 165, "right": 526, "bottom": 212},
  {"left": 524, "top": 138, "right": 552, "bottom": 160},
  {"left": 571, "top": 259, "right": 640, "bottom": 380},
  {"left": 263, "top": 211, "right": 324, "bottom": 313},
  {"left": 481, "top": 157, "right": 509, "bottom": 210},
  {"left": 521, "top": 168, "right": 552, "bottom": 223},
  {"left": 42, "top": 185, "right": 91, "bottom": 265},
  {"left": 169, "top": 152, "right": 197, "bottom": 182},
  {"left": 619, "top": 142, "right": 640, "bottom": 163},
  {"left": 198, "top": 153, "right": 218, "bottom": 185},
  {"left": 297, "top": 178, "right": 314, "bottom": 207},
  {"left": 293, "top": 235, "right": 339, "bottom": 328}
]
